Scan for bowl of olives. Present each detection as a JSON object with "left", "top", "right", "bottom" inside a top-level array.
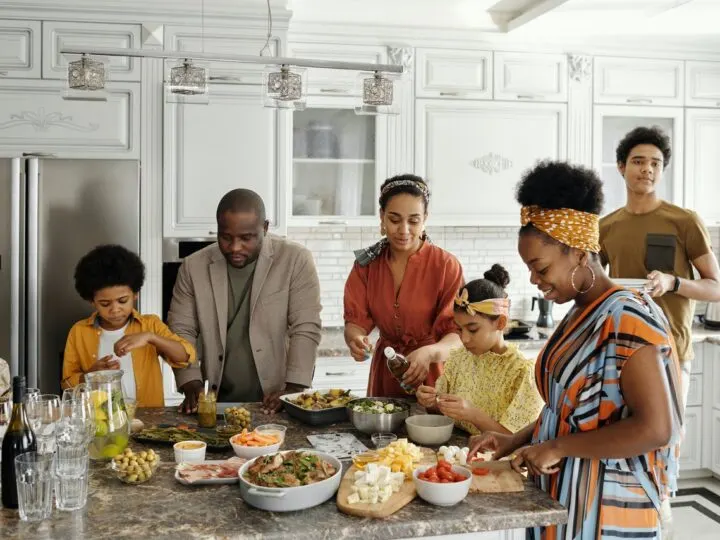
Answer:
[
  {"left": 110, "top": 447, "right": 160, "bottom": 484},
  {"left": 223, "top": 406, "right": 252, "bottom": 429}
]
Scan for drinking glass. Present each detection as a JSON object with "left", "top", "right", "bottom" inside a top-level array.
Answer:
[
  {"left": 61, "top": 394, "right": 96, "bottom": 445},
  {"left": 25, "top": 388, "right": 40, "bottom": 402},
  {"left": 24, "top": 394, "right": 60, "bottom": 454},
  {"left": 54, "top": 445, "right": 89, "bottom": 511},
  {"left": 14, "top": 452, "right": 54, "bottom": 522}
]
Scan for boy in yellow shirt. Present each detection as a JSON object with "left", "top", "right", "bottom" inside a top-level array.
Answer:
[
  {"left": 62, "top": 245, "right": 195, "bottom": 407},
  {"left": 417, "top": 264, "right": 544, "bottom": 435}
]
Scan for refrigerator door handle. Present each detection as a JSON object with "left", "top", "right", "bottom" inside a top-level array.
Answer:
[
  {"left": 10, "top": 157, "right": 23, "bottom": 377},
  {"left": 26, "top": 158, "right": 39, "bottom": 388}
]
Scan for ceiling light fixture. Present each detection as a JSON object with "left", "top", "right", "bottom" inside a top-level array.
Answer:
[
  {"left": 262, "top": 64, "right": 306, "bottom": 110},
  {"left": 63, "top": 54, "right": 109, "bottom": 101}
]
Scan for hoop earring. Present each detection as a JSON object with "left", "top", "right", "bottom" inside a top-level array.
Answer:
[
  {"left": 380, "top": 224, "right": 386, "bottom": 236},
  {"left": 570, "top": 264, "right": 595, "bottom": 294}
]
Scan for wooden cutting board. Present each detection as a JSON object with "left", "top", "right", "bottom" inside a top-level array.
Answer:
[
  {"left": 465, "top": 460, "right": 524, "bottom": 493},
  {"left": 336, "top": 448, "right": 435, "bottom": 519}
]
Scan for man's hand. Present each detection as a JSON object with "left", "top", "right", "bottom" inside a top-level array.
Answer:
[
  {"left": 646, "top": 271, "right": 675, "bottom": 298},
  {"left": 88, "top": 355, "right": 120, "bottom": 372},
  {"left": 178, "top": 380, "right": 204, "bottom": 414},
  {"left": 262, "top": 383, "right": 305, "bottom": 414}
]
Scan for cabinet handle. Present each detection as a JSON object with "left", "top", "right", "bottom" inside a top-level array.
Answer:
[
  {"left": 626, "top": 98, "right": 653, "bottom": 104},
  {"left": 439, "top": 91, "right": 461, "bottom": 96},
  {"left": 208, "top": 231, "right": 216, "bottom": 235},
  {"left": 325, "top": 371, "right": 355, "bottom": 376},
  {"left": 318, "top": 220, "right": 348, "bottom": 225},
  {"left": 517, "top": 94, "right": 542, "bottom": 100},
  {"left": 319, "top": 88, "right": 347, "bottom": 94}
]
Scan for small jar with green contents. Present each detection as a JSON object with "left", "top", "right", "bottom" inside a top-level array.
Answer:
[{"left": 197, "top": 391, "right": 217, "bottom": 428}]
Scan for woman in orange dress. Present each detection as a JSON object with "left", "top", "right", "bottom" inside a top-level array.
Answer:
[{"left": 343, "top": 174, "right": 464, "bottom": 397}]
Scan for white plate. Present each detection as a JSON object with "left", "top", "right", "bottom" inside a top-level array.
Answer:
[
  {"left": 174, "top": 460, "right": 242, "bottom": 485},
  {"left": 613, "top": 278, "right": 651, "bottom": 291}
]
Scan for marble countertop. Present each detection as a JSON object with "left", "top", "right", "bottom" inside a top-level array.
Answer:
[
  {"left": 1, "top": 405, "right": 567, "bottom": 539},
  {"left": 318, "top": 324, "right": 720, "bottom": 357}
]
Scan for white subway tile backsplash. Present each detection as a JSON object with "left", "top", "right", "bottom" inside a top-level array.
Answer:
[{"left": 293, "top": 225, "right": 720, "bottom": 328}]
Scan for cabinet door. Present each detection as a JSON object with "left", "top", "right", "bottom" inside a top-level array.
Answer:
[
  {"left": 686, "top": 374, "right": 703, "bottom": 408},
  {"left": 593, "top": 106, "right": 683, "bottom": 216},
  {"left": 415, "top": 100, "right": 566, "bottom": 226},
  {"left": 165, "top": 26, "right": 277, "bottom": 84},
  {"left": 685, "top": 109, "right": 720, "bottom": 225},
  {"left": 42, "top": 22, "right": 142, "bottom": 82},
  {"left": 594, "top": 57, "right": 684, "bottom": 106},
  {"left": 712, "top": 410, "right": 720, "bottom": 476},
  {"left": 680, "top": 406, "right": 702, "bottom": 472},
  {"left": 0, "top": 79, "right": 139, "bottom": 158},
  {"left": 164, "top": 84, "right": 285, "bottom": 237},
  {"left": 312, "top": 357, "right": 370, "bottom": 397},
  {"left": 686, "top": 61, "right": 720, "bottom": 108},
  {"left": 493, "top": 52, "right": 567, "bottom": 102},
  {"left": 0, "top": 19, "right": 41, "bottom": 78},
  {"left": 416, "top": 49, "right": 492, "bottom": 100},
  {"left": 288, "top": 43, "right": 387, "bottom": 96}
]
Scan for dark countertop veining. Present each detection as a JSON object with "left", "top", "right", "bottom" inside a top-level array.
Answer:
[{"left": 1, "top": 405, "right": 567, "bottom": 539}]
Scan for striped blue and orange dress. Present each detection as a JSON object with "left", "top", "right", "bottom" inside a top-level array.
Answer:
[{"left": 530, "top": 287, "right": 683, "bottom": 540}]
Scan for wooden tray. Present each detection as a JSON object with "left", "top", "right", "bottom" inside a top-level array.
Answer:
[{"left": 465, "top": 460, "right": 525, "bottom": 493}]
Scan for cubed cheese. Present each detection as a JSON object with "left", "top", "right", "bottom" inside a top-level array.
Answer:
[{"left": 347, "top": 493, "right": 361, "bottom": 504}]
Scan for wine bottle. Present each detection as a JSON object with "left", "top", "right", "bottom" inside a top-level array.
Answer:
[{"left": 1, "top": 376, "right": 37, "bottom": 509}]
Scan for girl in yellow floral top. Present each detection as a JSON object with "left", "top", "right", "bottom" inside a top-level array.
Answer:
[{"left": 417, "top": 264, "right": 544, "bottom": 435}]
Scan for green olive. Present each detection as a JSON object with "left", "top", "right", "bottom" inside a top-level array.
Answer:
[
  {"left": 139, "top": 451, "right": 147, "bottom": 460},
  {"left": 127, "top": 474, "right": 138, "bottom": 482}
]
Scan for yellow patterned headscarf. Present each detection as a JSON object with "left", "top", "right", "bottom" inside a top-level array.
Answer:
[
  {"left": 454, "top": 288, "right": 510, "bottom": 317},
  {"left": 520, "top": 205, "right": 600, "bottom": 253}
]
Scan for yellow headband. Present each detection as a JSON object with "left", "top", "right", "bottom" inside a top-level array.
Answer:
[
  {"left": 454, "top": 288, "right": 510, "bottom": 317},
  {"left": 520, "top": 205, "right": 600, "bottom": 253}
]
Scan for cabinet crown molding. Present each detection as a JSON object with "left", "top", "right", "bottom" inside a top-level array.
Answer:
[{"left": 568, "top": 54, "right": 592, "bottom": 83}]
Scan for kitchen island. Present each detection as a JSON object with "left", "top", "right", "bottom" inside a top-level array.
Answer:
[{"left": 1, "top": 404, "right": 566, "bottom": 539}]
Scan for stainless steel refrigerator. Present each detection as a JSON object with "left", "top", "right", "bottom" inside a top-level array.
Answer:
[{"left": 0, "top": 156, "right": 140, "bottom": 394}]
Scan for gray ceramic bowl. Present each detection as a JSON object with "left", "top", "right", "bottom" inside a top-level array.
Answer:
[{"left": 346, "top": 398, "right": 410, "bottom": 434}]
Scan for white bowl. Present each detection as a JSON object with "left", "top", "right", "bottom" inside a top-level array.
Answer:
[
  {"left": 405, "top": 414, "right": 454, "bottom": 446},
  {"left": 173, "top": 441, "right": 207, "bottom": 464},
  {"left": 230, "top": 434, "right": 282, "bottom": 459},
  {"left": 254, "top": 424, "right": 287, "bottom": 444},
  {"left": 413, "top": 464, "right": 472, "bottom": 506}
]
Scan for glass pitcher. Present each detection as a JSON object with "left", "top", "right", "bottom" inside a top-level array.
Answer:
[{"left": 83, "top": 370, "right": 130, "bottom": 460}]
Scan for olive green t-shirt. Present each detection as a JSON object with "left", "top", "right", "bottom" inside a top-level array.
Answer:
[
  {"left": 600, "top": 201, "right": 713, "bottom": 362},
  {"left": 218, "top": 260, "right": 264, "bottom": 402}
]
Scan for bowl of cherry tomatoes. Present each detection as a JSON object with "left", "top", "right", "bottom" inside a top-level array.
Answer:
[{"left": 412, "top": 460, "right": 472, "bottom": 506}]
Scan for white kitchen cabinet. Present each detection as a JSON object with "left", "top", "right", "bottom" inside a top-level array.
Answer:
[
  {"left": 0, "top": 79, "right": 139, "bottom": 158},
  {"left": 685, "top": 61, "right": 720, "bottom": 108},
  {"left": 594, "top": 57, "right": 684, "bottom": 106},
  {"left": 312, "top": 356, "right": 369, "bottom": 397},
  {"left": 592, "top": 106, "right": 683, "bottom": 216},
  {"left": 415, "top": 100, "right": 566, "bottom": 226},
  {"left": 0, "top": 19, "right": 40, "bottom": 79},
  {"left": 164, "top": 25, "right": 278, "bottom": 85},
  {"left": 42, "top": 21, "right": 142, "bottom": 82},
  {"left": 288, "top": 43, "right": 388, "bottom": 96},
  {"left": 416, "top": 48, "right": 492, "bottom": 100},
  {"left": 712, "top": 410, "right": 720, "bottom": 476},
  {"left": 288, "top": 95, "right": 387, "bottom": 226},
  {"left": 493, "top": 52, "right": 567, "bottom": 103},
  {"left": 681, "top": 406, "right": 703, "bottom": 473},
  {"left": 685, "top": 109, "right": 720, "bottom": 226},
  {"left": 163, "top": 84, "right": 287, "bottom": 237},
  {"left": 687, "top": 374, "right": 703, "bottom": 408}
]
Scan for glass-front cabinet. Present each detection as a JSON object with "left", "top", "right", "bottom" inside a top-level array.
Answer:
[
  {"left": 593, "top": 105, "right": 683, "bottom": 216},
  {"left": 289, "top": 97, "right": 388, "bottom": 225}
]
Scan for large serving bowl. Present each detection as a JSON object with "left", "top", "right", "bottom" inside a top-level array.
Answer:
[
  {"left": 346, "top": 397, "right": 410, "bottom": 434},
  {"left": 405, "top": 414, "right": 454, "bottom": 446},
  {"left": 238, "top": 450, "right": 342, "bottom": 512}
]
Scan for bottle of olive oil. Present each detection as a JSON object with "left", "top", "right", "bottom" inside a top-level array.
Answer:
[
  {"left": 384, "top": 347, "right": 416, "bottom": 394},
  {"left": 1, "top": 376, "right": 37, "bottom": 509}
]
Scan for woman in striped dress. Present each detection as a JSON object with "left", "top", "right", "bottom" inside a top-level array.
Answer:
[{"left": 470, "top": 161, "right": 683, "bottom": 539}]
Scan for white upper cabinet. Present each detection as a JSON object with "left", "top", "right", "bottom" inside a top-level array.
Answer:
[
  {"left": 0, "top": 79, "right": 139, "bottom": 158},
  {"left": 685, "top": 108, "right": 720, "bottom": 226},
  {"left": 594, "top": 57, "right": 684, "bottom": 106},
  {"left": 42, "top": 22, "right": 142, "bottom": 82},
  {"left": 164, "top": 26, "right": 277, "bottom": 85},
  {"left": 415, "top": 100, "right": 566, "bottom": 226},
  {"left": 164, "top": 84, "right": 286, "bottom": 237},
  {"left": 0, "top": 19, "right": 41, "bottom": 79},
  {"left": 288, "top": 43, "right": 388, "bottom": 96},
  {"left": 686, "top": 61, "right": 720, "bottom": 108},
  {"left": 493, "top": 52, "right": 567, "bottom": 103},
  {"left": 416, "top": 48, "right": 492, "bottom": 100}
]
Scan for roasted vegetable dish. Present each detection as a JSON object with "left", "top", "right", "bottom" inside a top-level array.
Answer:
[
  {"left": 287, "top": 389, "right": 354, "bottom": 410},
  {"left": 243, "top": 451, "right": 337, "bottom": 488}
]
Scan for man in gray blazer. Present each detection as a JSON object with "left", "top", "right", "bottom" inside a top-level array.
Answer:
[{"left": 168, "top": 189, "right": 322, "bottom": 414}]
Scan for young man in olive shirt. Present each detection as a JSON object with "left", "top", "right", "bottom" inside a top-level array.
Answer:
[{"left": 600, "top": 126, "right": 720, "bottom": 408}]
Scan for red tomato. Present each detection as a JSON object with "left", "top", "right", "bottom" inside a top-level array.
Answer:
[
  {"left": 452, "top": 473, "right": 466, "bottom": 482},
  {"left": 428, "top": 475, "right": 439, "bottom": 483},
  {"left": 439, "top": 478, "right": 450, "bottom": 483},
  {"left": 472, "top": 467, "right": 490, "bottom": 476}
]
